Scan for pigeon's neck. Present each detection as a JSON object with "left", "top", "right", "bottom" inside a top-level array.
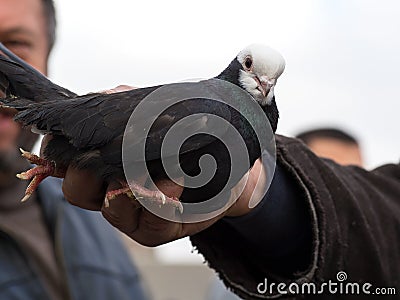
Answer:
[
  {"left": 217, "top": 58, "right": 279, "bottom": 133},
  {"left": 216, "top": 58, "right": 242, "bottom": 86},
  {"left": 263, "top": 97, "right": 279, "bottom": 133}
]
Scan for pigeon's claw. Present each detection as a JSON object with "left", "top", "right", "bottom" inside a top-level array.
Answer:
[
  {"left": 21, "top": 174, "right": 47, "bottom": 202},
  {"left": 104, "top": 181, "right": 183, "bottom": 214},
  {"left": 17, "top": 148, "right": 56, "bottom": 202},
  {"left": 19, "top": 148, "right": 49, "bottom": 166},
  {"left": 16, "top": 163, "right": 55, "bottom": 180},
  {"left": 104, "top": 184, "right": 134, "bottom": 208}
]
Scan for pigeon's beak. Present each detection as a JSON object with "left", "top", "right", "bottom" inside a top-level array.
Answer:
[{"left": 255, "top": 76, "right": 276, "bottom": 97}]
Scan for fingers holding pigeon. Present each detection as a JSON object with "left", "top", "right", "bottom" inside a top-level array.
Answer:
[
  {"left": 100, "top": 178, "right": 226, "bottom": 247},
  {"left": 62, "top": 166, "right": 106, "bottom": 211}
]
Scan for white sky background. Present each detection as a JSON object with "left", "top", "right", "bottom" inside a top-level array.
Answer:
[{"left": 49, "top": 0, "right": 400, "bottom": 169}]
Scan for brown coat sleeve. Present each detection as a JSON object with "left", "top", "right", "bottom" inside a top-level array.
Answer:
[{"left": 190, "top": 135, "right": 400, "bottom": 299}]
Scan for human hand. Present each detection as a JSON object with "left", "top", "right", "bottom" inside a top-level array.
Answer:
[
  {"left": 97, "top": 85, "right": 134, "bottom": 94},
  {"left": 61, "top": 158, "right": 266, "bottom": 246}
]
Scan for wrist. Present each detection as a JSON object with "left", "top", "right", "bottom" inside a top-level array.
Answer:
[{"left": 226, "top": 158, "right": 267, "bottom": 217}]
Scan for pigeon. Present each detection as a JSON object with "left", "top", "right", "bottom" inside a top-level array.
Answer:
[{"left": 0, "top": 43, "right": 285, "bottom": 212}]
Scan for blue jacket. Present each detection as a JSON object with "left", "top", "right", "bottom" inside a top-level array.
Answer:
[{"left": 0, "top": 177, "right": 148, "bottom": 300}]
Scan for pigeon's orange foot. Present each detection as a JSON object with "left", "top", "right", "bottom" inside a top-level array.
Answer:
[
  {"left": 17, "top": 148, "right": 56, "bottom": 202},
  {"left": 104, "top": 181, "right": 183, "bottom": 213}
]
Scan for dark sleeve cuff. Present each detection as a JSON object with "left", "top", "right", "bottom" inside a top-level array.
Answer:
[{"left": 223, "top": 162, "right": 312, "bottom": 262}]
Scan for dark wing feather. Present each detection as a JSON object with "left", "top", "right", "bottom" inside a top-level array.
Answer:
[
  {"left": 0, "top": 43, "right": 76, "bottom": 101},
  {"left": 9, "top": 80, "right": 233, "bottom": 157}
]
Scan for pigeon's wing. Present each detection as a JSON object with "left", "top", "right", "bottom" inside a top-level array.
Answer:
[
  {"left": 8, "top": 80, "right": 234, "bottom": 159},
  {"left": 120, "top": 79, "right": 246, "bottom": 161},
  {"left": 9, "top": 86, "right": 159, "bottom": 148},
  {"left": 0, "top": 43, "right": 76, "bottom": 101}
]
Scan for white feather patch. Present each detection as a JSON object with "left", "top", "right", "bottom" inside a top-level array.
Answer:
[
  {"left": 237, "top": 44, "right": 285, "bottom": 106},
  {"left": 239, "top": 70, "right": 258, "bottom": 91},
  {"left": 237, "top": 44, "right": 285, "bottom": 80}
]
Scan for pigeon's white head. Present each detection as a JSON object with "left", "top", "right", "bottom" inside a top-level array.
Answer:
[{"left": 236, "top": 44, "right": 285, "bottom": 106}]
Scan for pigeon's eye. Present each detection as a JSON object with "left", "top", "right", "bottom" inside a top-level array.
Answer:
[{"left": 244, "top": 57, "right": 253, "bottom": 70}]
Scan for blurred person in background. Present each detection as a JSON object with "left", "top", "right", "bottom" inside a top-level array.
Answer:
[
  {"left": 296, "top": 127, "right": 363, "bottom": 167},
  {"left": 0, "top": 0, "right": 148, "bottom": 299}
]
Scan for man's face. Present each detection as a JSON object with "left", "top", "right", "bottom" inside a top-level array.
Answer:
[
  {"left": 306, "top": 138, "right": 363, "bottom": 167},
  {"left": 0, "top": 0, "right": 48, "bottom": 152}
]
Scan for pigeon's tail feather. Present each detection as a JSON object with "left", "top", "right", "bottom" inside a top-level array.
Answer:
[
  {"left": 0, "top": 97, "right": 37, "bottom": 110},
  {"left": 0, "top": 42, "right": 76, "bottom": 102}
]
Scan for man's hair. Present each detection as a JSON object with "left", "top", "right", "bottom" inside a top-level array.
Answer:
[
  {"left": 296, "top": 128, "right": 359, "bottom": 146},
  {"left": 41, "top": 0, "right": 56, "bottom": 55}
]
